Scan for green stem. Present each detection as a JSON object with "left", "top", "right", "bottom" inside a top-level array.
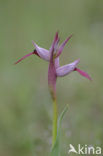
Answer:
[{"left": 52, "top": 98, "right": 58, "bottom": 146}]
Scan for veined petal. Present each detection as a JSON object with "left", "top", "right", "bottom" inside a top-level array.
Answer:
[
  {"left": 56, "top": 34, "right": 72, "bottom": 58},
  {"left": 74, "top": 68, "right": 92, "bottom": 80},
  {"left": 56, "top": 59, "right": 80, "bottom": 77},
  {"left": 48, "top": 32, "right": 58, "bottom": 99},
  {"left": 32, "top": 41, "right": 50, "bottom": 61},
  {"left": 14, "top": 50, "right": 38, "bottom": 64}
]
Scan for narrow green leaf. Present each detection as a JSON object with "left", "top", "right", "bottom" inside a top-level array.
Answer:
[{"left": 50, "top": 105, "right": 69, "bottom": 156}]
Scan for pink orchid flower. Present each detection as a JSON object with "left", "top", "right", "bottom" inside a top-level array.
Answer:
[
  {"left": 15, "top": 32, "right": 92, "bottom": 146},
  {"left": 15, "top": 32, "right": 91, "bottom": 97}
]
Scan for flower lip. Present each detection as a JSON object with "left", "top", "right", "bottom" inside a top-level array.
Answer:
[
  {"left": 74, "top": 68, "right": 92, "bottom": 81},
  {"left": 14, "top": 50, "right": 37, "bottom": 65}
]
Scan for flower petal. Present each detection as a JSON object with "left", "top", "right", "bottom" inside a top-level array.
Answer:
[
  {"left": 56, "top": 59, "right": 80, "bottom": 77},
  {"left": 74, "top": 68, "right": 92, "bottom": 80},
  {"left": 32, "top": 41, "right": 50, "bottom": 61},
  {"left": 56, "top": 34, "right": 72, "bottom": 58},
  {"left": 14, "top": 50, "right": 38, "bottom": 64}
]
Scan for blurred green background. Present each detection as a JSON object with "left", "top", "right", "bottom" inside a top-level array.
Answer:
[{"left": 0, "top": 0, "right": 103, "bottom": 155}]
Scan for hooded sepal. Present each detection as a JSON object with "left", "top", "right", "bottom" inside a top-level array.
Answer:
[{"left": 48, "top": 32, "right": 59, "bottom": 99}]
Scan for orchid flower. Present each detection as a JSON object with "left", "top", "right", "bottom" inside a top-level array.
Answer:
[
  {"left": 15, "top": 33, "right": 91, "bottom": 83},
  {"left": 15, "top": 32, "right": 91, "bottom": 146}
]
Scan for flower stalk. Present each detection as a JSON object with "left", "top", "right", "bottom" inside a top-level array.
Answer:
[{"left": 52, "top": 97, "right": 58, "bottom": 146}]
